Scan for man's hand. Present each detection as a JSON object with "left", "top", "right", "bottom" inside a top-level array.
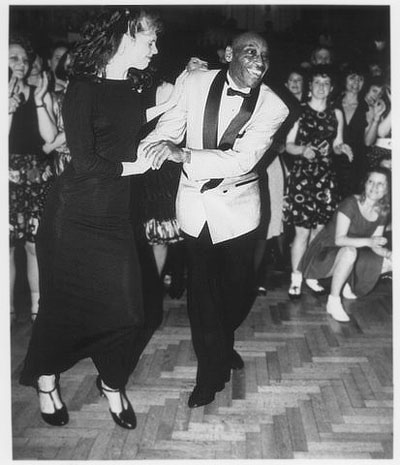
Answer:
[{"left": 143, "top": 140, "right": 189, "bottom": 170}]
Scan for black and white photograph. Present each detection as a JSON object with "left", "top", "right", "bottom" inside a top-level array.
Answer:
[{"left": 2, "top": 0, "right": 397, "bottom": 461}]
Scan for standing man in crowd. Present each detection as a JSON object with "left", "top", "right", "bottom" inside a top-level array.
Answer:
[{"left": 139, "top": 31, "right": 289, "bottom": 408}]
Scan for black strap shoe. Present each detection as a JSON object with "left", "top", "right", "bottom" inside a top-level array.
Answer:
[
  {"left": 96, "top": 376, "right": 137, "bottom": 430},
  {"left": 37, "top": 384, "right": 69, "bottom": 427}
]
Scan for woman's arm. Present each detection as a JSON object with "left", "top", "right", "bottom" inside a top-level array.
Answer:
[
  {"left": 34, "top": 73, "right": 58, "bottom": 143},
  {"left": 364, "top": 99, "right": 386, "bottom": 146},
  {"left": 285, "top": 120, "right": 317, "bottom": 160},
  {"left": 42, "top": 131, "right": 66, "bottom": 154},
  {"left": 9, "top": 76, "right": 21, "bottom": 132},
  {"left": 145, "top": 70, "right": 188, "bottom": 122},
  {"left": 370, "top": 225, "right": 391, "bottom": 257},
  {"left": 377, "top": 110, "right": 391, "bottom": 138},
  {"left": 335, "top": 212, "right": 387, "bottom": 249},
  {"left": 332, "top": 109, "right": 353, "bottom": 161}
]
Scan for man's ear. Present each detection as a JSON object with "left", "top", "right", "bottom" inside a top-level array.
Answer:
[{"left": 224, "top": 46, "right": 233, "bottom": 63}]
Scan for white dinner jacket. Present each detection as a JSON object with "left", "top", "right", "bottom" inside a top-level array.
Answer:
[{"left": 139, "top": 69, "right": 289, "bottom": 244}]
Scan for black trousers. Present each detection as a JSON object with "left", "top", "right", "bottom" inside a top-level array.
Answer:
[{"left": 184, "top": 223, "right": 257, "bottom": 391}]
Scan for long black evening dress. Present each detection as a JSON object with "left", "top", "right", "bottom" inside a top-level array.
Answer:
[{"left": 20, "top": 77, "right": 145, "bottom": 389}]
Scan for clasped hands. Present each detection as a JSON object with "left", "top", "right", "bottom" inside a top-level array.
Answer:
[
  {"left": 303, "top": 141, "right": 353, "bottom": 162},
  {"left": 142, "top": 140, "right": 189, "bottom": 170}
]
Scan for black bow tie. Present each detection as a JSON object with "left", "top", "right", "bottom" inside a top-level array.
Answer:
[{"left": 227, "top": 87, "right": 251, "bottom": 98}]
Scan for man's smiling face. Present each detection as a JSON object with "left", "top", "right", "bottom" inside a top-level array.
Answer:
[{"left": 227, "top": 33, "right": 269, "bottom": 89}]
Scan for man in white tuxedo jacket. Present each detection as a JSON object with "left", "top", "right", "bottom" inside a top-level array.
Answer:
[{"left": 139, "top": 32, "right": 289, "bottom": 408}]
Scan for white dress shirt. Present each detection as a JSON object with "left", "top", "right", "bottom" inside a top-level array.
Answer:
[{"left": 218, "top": 73, "right": 251, "bottom": 142}]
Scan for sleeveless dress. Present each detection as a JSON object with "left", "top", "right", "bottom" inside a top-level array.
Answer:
[
  {"left": 20, "top": 77, "right": 145, "bottom": 387},
  {"left": 299, "top": 196, "right": 387, "bottom": 296},
  {"left": 334, "top": 99, "right": 368, "bottom": 197},
  {"left": 284, "top": 103, "right": 339, "bottom": 229},
  {"left": 9, "top": 86, "right": 54, "bottom": 245}
]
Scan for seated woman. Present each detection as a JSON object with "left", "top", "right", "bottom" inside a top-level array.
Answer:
[{"left": 299, "top": 167, "right": 391, "bottom": 322}]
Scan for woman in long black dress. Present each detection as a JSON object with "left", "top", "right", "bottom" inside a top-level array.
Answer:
[{"left": 19, "top": 8, "right": 164, "bottom": 430}]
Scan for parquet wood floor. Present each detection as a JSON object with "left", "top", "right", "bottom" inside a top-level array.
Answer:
[{"left": 9, "top": 276, "right": 393, "bottom": 460}]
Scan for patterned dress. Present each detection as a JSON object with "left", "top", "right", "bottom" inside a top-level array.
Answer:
[
  {"left": 52, "top": 89, "right": 71, "bottom": 176},
  {"left": 9, "top": 86, "right": 53, "bottom": 245},
  {"left": 284, "top": 103, "right": 339, "bottom": 229}
]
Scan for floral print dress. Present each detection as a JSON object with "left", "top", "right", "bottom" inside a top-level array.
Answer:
[
  {"left": 9, "top": 86, "right": 53, "bottom": 245},
  {"left": 284, "top": 103, "right": 339, "bottom": 229}
]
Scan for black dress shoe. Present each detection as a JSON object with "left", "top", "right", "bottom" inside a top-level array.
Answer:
[
  {"left": 231, "top": 350, "right": 244, "bottom": 370},
  {"left": 36, "top": 382, "right": 69, "bottom": 427},
  {"left": 96, "top": 376, "right": 137, "bottom": 430},
  {"left": 188, "top": 385, "right": 217, "bottom": 408}
]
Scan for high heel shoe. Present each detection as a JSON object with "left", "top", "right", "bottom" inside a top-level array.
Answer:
[
  {"left": 36, "top": 381, "right": 69, "bottom": 427},
  {"left": 305, "top": 278, "right": 327, "bottom": 296},
  {"left": 96, "top": 376, "right": 136, "bottom": 430}
]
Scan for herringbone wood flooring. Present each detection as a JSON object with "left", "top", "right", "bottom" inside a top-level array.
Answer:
[{"left": 10, "top": 276, "right": 393, "bottom": 460}]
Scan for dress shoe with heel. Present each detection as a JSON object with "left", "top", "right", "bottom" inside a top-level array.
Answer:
[
  {"left": 326, "top": 295, "right": 350, "bottom": 322},
  {"left": 37, "top": 378, "right": 69, "bottom": 427},
  {"left": 305, "top": 278, "right": 327, "bottom": 296},
  {"left": 96, "top": 376, "right": 136, "bottom": 430},
  {"left": 188, "top": 382, "right": 225, "bottom": 408}
]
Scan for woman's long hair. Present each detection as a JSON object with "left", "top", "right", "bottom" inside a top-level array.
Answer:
[
  {"left": 69, "top": 8, "right": 162, "bottom": 79},
  {"left": 359, "top": 166, "right": 391, "bottom": 218},
  {"left": 337, "top": 64, "right": 366, "bottom": 101}
]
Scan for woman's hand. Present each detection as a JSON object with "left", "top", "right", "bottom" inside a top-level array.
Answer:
[
  {"left": 369, "top": 236, "right": 387, "bottom": 248},
  {"left": 121, "top": 151, "right": 154, "bottom": 176},
  {"left": 384, "top": 249, "right": 392, "bottom": 260},
  {"left": 302, "top": 144, "right": 317, "bottom": 160},
  {"left": 9, "top": 76, "right": 20, "bottom": 114},
  {"left": 34, "top": 72, "right": 49, "bottom": 105},
  {"left": 186, "top": 57, "right": 208, "bottom": 72},
  {"left": 338, "top": 144, "right": 354, "bottom": 163},
  {"left": 9, "top": 93, "right": 21, "bottom": 114},
  {"left": 372, "top": 98, "right": 386, "bottom": 121}
]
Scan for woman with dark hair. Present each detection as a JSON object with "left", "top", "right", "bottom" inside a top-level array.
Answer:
[
  {"left": 19, "top": 8, "right": 173, "bottom": 430},
  {"left": 299, "top": 167, "right": 391, "bottom": 321},
  {"left": 284, "top": 65, "right": 353, "bottom": 298},
  {"left": 334, "top": 65, "right": 369, "bottom": 197},
  {"left": 47, "top": 41, "right": 69, "bottom": 93},
  {"left": 9, "top": 33, "right": 57, "bottom": 321},
  {"left": 364, "top": 74, "right": 391, "bottom": 171},
  {"left": 42, "top": 50, "right": 73, "bottom": 175},
  {"left": 285, "top": 67, "right": 306, "bottom": 103}
]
